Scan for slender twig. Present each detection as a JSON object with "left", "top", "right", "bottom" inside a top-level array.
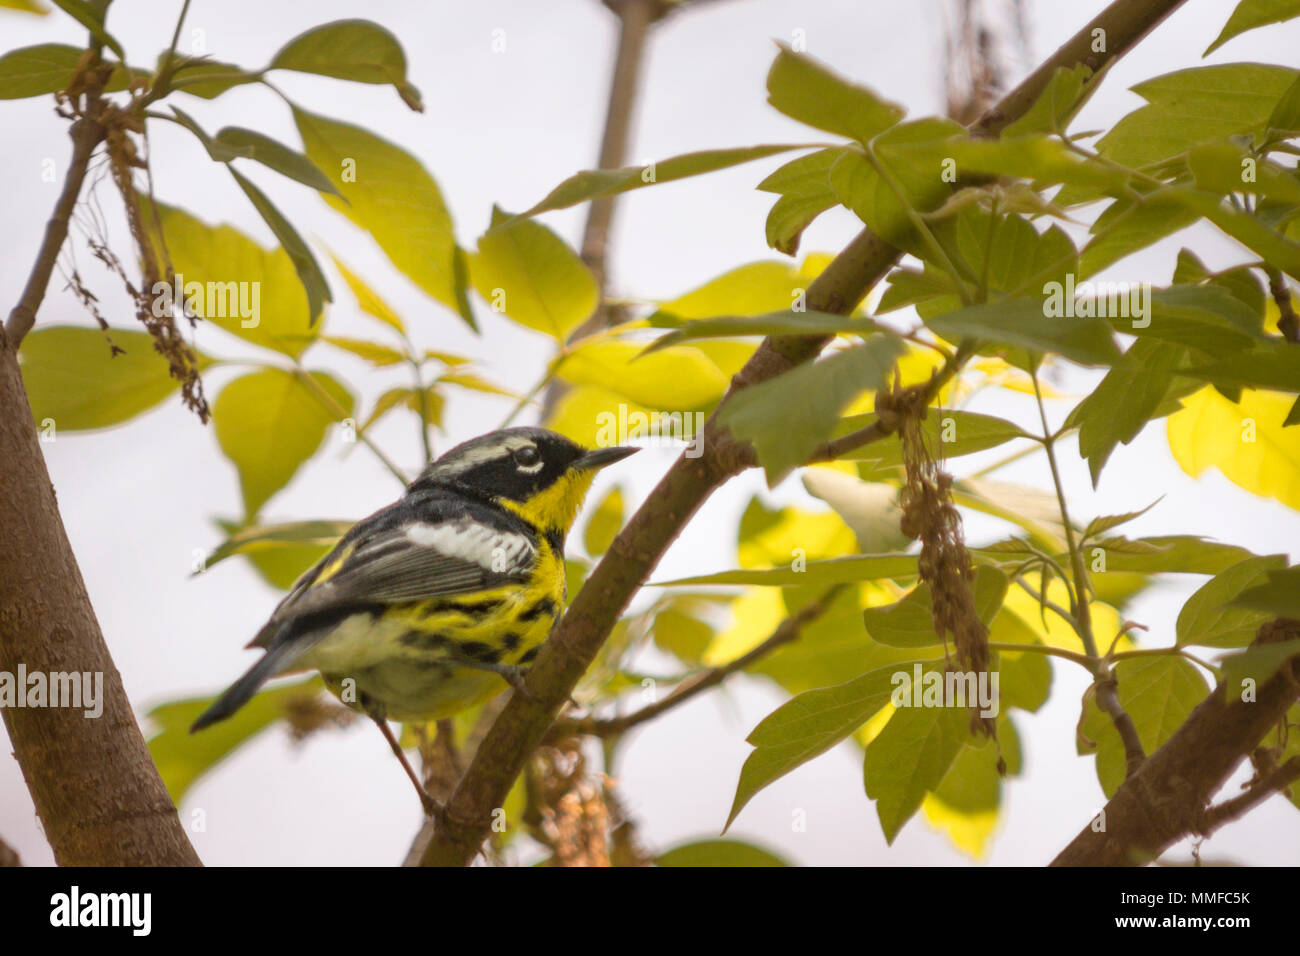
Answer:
[
  {"left": 1033, "top": 372, "right": 1147, "bottom": 776},
  {"left": 4, "top": 102, "right": 107, "bottom": 346},
  {"left": 1195, "top": 757, "right": 1300, "bottom": 838},
  {"left": 539, "top": 0, "right": 668, "bottom": 418},
  {"left": 568, "top": 584, "right": 845, "bottom": 737},
  {"left": 1265, "top": 265, "right": 1300, "bottom": 344}
]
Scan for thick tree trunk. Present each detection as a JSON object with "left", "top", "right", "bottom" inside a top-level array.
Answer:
[{"left": 0, "top": 328, "right": 200, "bottom": 865}]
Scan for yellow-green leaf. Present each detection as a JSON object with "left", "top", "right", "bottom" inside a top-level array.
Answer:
[
  {"left": 1206, "top": 0, "right": 1300, "bottom": 54},
  {"left": 212, "top": 368, "right": 355, "bottom": 516},
  {"left": 18, "top": 326, "right": 211, "bottom": 431},
  {"left": 270, "top": 18, "right": 421, "bottom": 110},
  {"left": 329, "top": 251, "right": 405, "bottom": 333},
  {"left": 148, "top": 678, "right": 323, "bottom": 802},
  {"left": 657, "top": 838, "right": 790, "bottom": 867},
  {"left": 765, "top": 45, "right": 904, "bottom": 144},
  {"left": 471, "top": 206, "right": 596, "bottom": 340},
  {"left": 294, "top": 107, "right": 472, "bottom": 327},
  {"left": 144, "top": 200, "right": 318, "bottom": 357}
]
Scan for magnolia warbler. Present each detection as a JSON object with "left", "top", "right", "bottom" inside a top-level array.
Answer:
[{"left": 191, "top": 426, "right": 637, "bottom": 813}]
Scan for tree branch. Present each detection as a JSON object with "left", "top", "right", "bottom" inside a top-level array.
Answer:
[
  {"left": 1265, "top": 265, "right": 1300, "bottom": 344},
  {"left": 1094, "top": 674, "right": 1147, "bottom": 778},
  {"left": 4, "top": 88, "right": 108, "bottom": 346},
  {"left": 418, "top": 0, "right": 1192, "bottom": 867},
  {"left": 1051, "top": 619, "right": 1300, "bottom": 866},
  {"left": 1195, "top": 756, "right": 1300, "bottom": 839},
  {"left": 567, "top": 584, "right": 845, "bottom": 738}
]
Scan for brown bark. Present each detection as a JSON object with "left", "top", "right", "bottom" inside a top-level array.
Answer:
[
  {"left": 1, "top": 87, "right": 201, "bottom": 866},
  {"left": 0, "top": 327, "right": 201, "bottom": 865},
  {"left": 1051, "top": 620, "right": 1300, "bottom": 866}
]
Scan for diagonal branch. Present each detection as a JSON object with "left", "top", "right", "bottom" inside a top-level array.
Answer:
[
  {"left": 1052, "top": 619, "right": 1300, "bottom": 866},
  {"left": 419, "top": 0, "right": 1192, "bottom": 867},
  {"left": 1195, "top": 756, "right": 1300, "bottom": 839},
  {"left": 4, "top": 81, "right": 108, "bottom": 346}
]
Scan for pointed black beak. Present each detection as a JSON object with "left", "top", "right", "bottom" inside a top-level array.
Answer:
[{"left": 575, "top": 445, "right": 639, "bottom": 471}]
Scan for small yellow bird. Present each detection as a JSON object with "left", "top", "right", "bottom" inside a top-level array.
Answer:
[{"left": 191, "top": 427, "right": 637, "bottom": 812}]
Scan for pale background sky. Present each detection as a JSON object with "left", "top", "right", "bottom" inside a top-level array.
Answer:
[{"left": 2, "top": 0, "right": 1298, "bottom": 866}]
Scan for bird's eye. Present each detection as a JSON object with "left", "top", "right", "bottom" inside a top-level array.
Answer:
[{"left": 514, "top": 445, "right": 540, "bottom": 467}]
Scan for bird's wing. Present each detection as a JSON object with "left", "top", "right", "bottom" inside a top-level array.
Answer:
[{"left": 247, "top": 499, "right": 537, "bottom": 649}]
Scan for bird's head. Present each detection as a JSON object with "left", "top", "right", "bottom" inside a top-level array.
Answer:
[{"left": 411, "top": 427, "right": 638, "bottom": 536}]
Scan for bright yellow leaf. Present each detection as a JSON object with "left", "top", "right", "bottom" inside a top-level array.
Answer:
[{"left": 1167, "top": 386, "right": 1300, "bottom": 512}]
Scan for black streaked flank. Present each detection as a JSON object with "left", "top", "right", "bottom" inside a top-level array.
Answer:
[{"left": 519, "top": 598, "right": 558, "bottom": 622}]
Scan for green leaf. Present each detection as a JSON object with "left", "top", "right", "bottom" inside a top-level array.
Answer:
[
  {"left": 1267, "top": 75, "right": 1300, "bottom": 133},
  {"left": 1079, "top": 194, "right": 1201, "bottom": 279},
  {"left": 1079, "top": 657, "right": 1209, "bottom": 797},
  {"left": 0, "top": 43, "right": 109, "bottom": 99},
  {"left": 655, "top": 553, "right": 917, "bottom": 588},
  {"left": 1206, "top": 0, "right": 1300, "bottom": 54},
  {"left": 718, "top": 336, "right": 906, "bottom": 485},
  {"left": 1097, "top": 64, "right": 1299, "bottom": 169},
  {"left": 583, "top": 486, "right": 624, "bottom": 557},
  {"left": 864, "top": 703, "right": 971, "bottom": 843},
  {"left": 328, "top": 251, "right": 405, "bottom": 334},
  {"left": 200, "top": 519, "right": 352, "bottom": 575},
  {"left": 656, "top": 838, "right": 790, "bottom": 867},
  {"left": 212, "top": 368, "right": 355, "bottom": 516},
  {"left": 1180, "top": 340, "right": 1300, "bottom": 392},
  {"left": 148, "top": 678, "right": 323, "bottom": 802},
  {"left": 1230, "top": 566, "right": 1300, "bottom": 617},
  {"left": 294, "top": 107, "right": 473, "bottom": 328},
  {"left": 757, "top": 148, "right": 845, "bottom": 255},
  {"left": 863, "top": 566, "right": 1008, "bottom": 647},
  {"left": 1220, "top": 638, "right": 1300, "bottom": 691},
  {"left": 18, "top": 325, "right": 211, "bottom": 430},
  {"left": 209, "top": 518, "right": 340, "bottom": 591},
  {"left": 765, "top": 44, "right": 904, "bottom": 144},
  {"left": 1067, "top": 338, "right": 1197, "bottom": 485},
  {"left": 323, "top": 335, "right": 406, "bottom": 366},
  {"left": 1082, "top": 499, "right": 1163, "bottom": 542},
  {"left": 1187, "top": 141, "right": 1300, "bottom": 205},
  {"left": 924, "top": 297, "right": 1120, "bottom": 367},
  {"left": 470, "top": 206, "right": 597, "bottom": 340},
  {"left": 169, "top": 57, "right": 260, "bottom": 99},
  {"left": 838, "top": 409, "right": 1033, "bottom": 473},
  {"left": 228, "top": 167, "right": 331, "bottom": 324},
  {"left": 212, "top": 127, "right": 341, "bottom": 196},
  {"left": 829, "top": 119, "right": 965, "bottom": 256},
  {"left": 1081, "top": 535, "right": 1258, "bottom": 575},
  {"left": 1003, "top": 64, "right": 1096, "bottom": 136},
  {"left": 143, "top": 200, "right": 319, "bottom": 357},
  {"left": 726, "top": 662, "right": 922, "bottom": 829},
  {"left": 270, "top": 18, "right": 421, "bottom": 110},
  {"left": 48, "top": 0, "right": 126, "bottom": 62},
  {"left": 521, "top": 144, "right": 816, "bottom": 218},
  {"left": 1177, "top": 554, "right": 1289, "bottom": 648},
  {"left": 646, "top": 310, "right": 878, "bottom": 352}
]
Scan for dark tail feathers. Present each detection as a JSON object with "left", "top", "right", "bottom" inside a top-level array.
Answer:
[{"left": 190, "top": 643, "right": 297, "bottom": 733}]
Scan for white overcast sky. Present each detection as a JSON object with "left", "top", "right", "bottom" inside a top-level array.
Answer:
[{"left": 2, "top": 0, "right": 1298, "bottom": 866}]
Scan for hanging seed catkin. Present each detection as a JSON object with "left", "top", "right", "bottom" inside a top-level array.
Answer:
[{"left": 878, "top": 381, "right": 1000, "bottom": 750}]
